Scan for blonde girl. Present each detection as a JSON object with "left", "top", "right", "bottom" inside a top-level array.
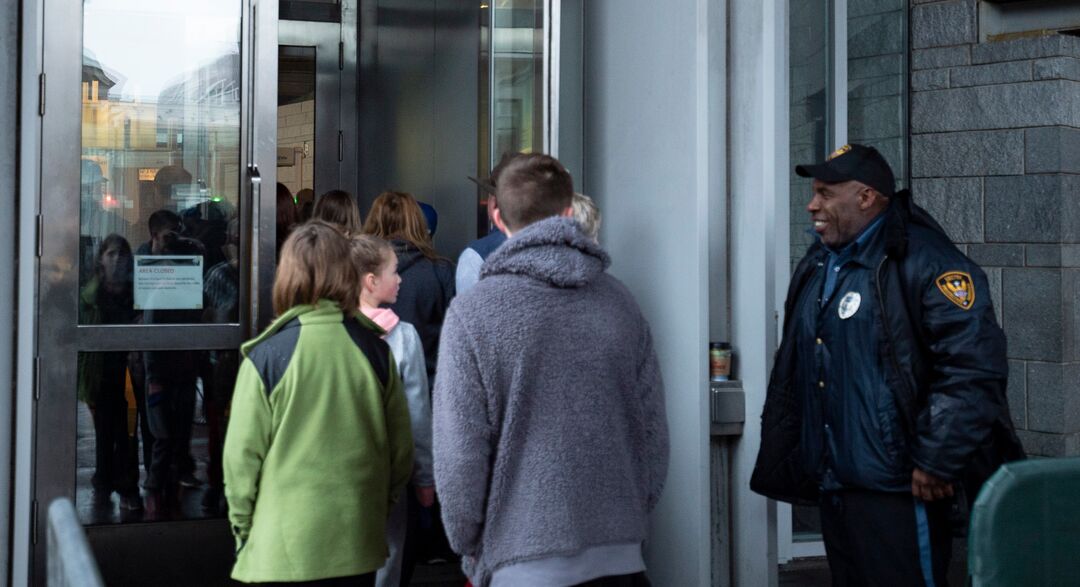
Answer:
[
  {"left": 362, "top": 191, "right": 455, "bottom": 386},
  {"left": 351, "top": 234, "right": 435, "bottom": 587}
]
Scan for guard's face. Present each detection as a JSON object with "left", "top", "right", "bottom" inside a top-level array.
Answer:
[{"left": 807, "top": 179, "right": 866, "bottom": 248}]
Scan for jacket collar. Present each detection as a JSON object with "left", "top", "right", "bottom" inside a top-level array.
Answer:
[{"left": 241, "top": 300, "right": 383, "bottom": 359}]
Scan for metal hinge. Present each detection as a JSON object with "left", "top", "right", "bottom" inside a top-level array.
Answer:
[
  {"left": 338, "top": 131, "right": 343, "bottom": 162},
  {"left": 35, "top": 214, "right": 43, "bottom": 257},
  {"left": 34, "top": 356, "right": 41, "bottom": 401},
  {"left": 38, "top": 73, "right": 45, "bottom": 116},
  {"left": 338, "top": 42, "right": 344, "bottom": 70},
  {"left": 31, "top": 499, "right": 38, "bottom": 545}
]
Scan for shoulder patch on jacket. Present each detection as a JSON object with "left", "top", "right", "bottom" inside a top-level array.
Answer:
[
  {"left": 247, "top": 319, "right": 302, "bottom": 396},
  {"left": 935, "top": 271, "right": 975, "bottom": 310},
  {"left": 343, "top": 317, "right": 391, "bottom": 389}
]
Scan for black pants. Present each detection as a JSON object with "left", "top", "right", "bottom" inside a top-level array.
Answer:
[
  {"left": 90, "top": 352, "right": 136, "bottom": 494},
  {"left": 144, "top": 379, "right": 196, "bottom": 492},
  {"left": 574, "top": 572, "right": 651, "bottom": 587},
  {"left": 258, "top": 573, "right": 374, "bottom": 587},
  {"left": 820, "top": 490, "right": 951, "bottom": 587}
]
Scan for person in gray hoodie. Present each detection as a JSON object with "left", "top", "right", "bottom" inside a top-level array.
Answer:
[{"left": 433, "top": 154, "right": 669, "bottom": 587}]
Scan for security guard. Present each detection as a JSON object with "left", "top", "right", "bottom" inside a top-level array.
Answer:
[{"left": 751, "top": 144, "right": 1023, "bottom": 586}]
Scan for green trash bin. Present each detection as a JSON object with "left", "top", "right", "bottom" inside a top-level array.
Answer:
[{"left": 969, "top": 457, "right": 1080, "bottom": 586}]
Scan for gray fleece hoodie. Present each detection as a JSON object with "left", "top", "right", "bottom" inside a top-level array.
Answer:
[{"left": 433, "top": 217, "right": 669, "bottom": 586}]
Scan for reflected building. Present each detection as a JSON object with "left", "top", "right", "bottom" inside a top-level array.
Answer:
[{"left": 80, "top": 50, "right": 241, "bottom": 251}]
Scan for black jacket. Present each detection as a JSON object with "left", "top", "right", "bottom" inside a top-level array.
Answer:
[
  {"left": 388, "top": 239, "right": 456, "bottom": 383},
  {"left": 751, "top": 190, "right": 1024, "bottom": 506}
]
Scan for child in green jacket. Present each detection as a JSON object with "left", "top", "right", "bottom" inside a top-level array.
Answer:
[{"left": 224, "top": 220, "right": 414, "bottom": 585}]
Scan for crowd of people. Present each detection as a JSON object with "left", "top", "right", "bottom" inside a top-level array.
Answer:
[
  {"left": 81, "top": 145, "right": 1026, "bottom": 587},
  {"left": 222, "top": 154, "right": 653, "bottom": 587},
  {"left": 80, "top": 153, "right": 640, "bottom": 587}
]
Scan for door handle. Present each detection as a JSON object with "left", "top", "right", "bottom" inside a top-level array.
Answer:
[{"left": 248, "top": 164, "right": 262, "bottom": 339}]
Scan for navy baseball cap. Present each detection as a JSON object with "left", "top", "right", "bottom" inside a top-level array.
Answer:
[{"left": 795, "top": 144, "right": 896, "bottom": 197}]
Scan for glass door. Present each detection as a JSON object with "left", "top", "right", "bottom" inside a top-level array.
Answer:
[
  {"left": 34, "top": 0, "right": 277, "bottom": 583},
  {"left": 277, "top": 5, "right": 358, "bottom": 210}
]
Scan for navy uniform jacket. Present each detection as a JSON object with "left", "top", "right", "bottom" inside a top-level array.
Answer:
[{"left": 751, "top": 190, "right": 1024, "bottom": 505}]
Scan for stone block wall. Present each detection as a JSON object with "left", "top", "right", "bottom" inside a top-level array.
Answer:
[{"left": 910, "top": 0, "right": 1080, "bottom": 456}]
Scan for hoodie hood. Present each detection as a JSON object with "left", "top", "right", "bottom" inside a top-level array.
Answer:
[
  {"left": 480, "top": 216, "right": 610, "bottom": 288},
  {"left": 361, "top": 306, "right": 400, "bottom": 337},
  {"left": 392, "top": 239, "right": 425, "bottom": 273}
]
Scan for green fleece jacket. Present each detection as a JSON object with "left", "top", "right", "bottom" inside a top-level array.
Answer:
[{"left": 223, "top": 300, "right": 414, "bottom": 583}]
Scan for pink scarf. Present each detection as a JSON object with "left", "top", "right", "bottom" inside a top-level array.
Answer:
[{"left": 361, "top": 307, "right": 399, "bottom": 338}]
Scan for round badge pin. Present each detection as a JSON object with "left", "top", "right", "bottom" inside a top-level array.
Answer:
[{"left": 838, "top": 291, "right": 861, "bottom": 320}]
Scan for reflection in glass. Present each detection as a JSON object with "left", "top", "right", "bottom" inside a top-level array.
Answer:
[
  {"left": 788, "top": 0, "right": 829, "bottom": 276},
  {"left": 491, "top": 0, "right": 544, "bottom": 160},
  {"left": 788, "top": 0, "right": 829, "bottom": 541},
  {"left": 76, "top": 349, "right": 239, "bottom": 525},
  {"left": 80, "top": 0, "right": 242, "bottom": 324},
  {"left": 848, "top": 0, "right": 907, "bottom": 187}
]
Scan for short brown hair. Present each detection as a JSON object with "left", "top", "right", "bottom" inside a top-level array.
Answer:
[
  {"left": 362, "top": 191, "right": 439, "bottom": 260},
  {"left": 313, "top": 189, "right": 363, "bottom": 234},
  {"left": 495, "top": 154, "right": 574, "bottom": 231},
  {"left": 350, "top": 234, "right": 394, "bottom": 277},
  {"left": 272, "top": 220, "right": 360, "bottom": 315}
]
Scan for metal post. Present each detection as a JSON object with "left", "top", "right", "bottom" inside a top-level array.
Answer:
[{"left": 46, "top": 499, "right": 104, "bottom": 587}]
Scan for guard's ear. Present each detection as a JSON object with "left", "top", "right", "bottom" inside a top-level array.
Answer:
[{"left": 858, "top": 185, "right": 882, "bottom": 211}]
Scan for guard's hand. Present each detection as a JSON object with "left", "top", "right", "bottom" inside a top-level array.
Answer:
[
  {"left": 911, "top": 468, "right": 954, "bottom": 502},
  {"left": 415, "top": 485, "right": 435, "bottom": 508}
]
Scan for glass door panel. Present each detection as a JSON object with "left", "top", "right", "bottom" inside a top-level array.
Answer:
[
  {"left": 80, "top": 0, "right": 242, "bottom": 325},
  {"left": 35, "top": 0, "right": 278, "bottom": 582},
  {"left": 277, "top": 19, "right": 354, "bottom": 204},
  {"left": 277, "top": 45, "right": 317, "bottom": 225},
  {"left": 491, "top": 0, "right": 544, "bottom": 159},
  {"left": 75, "top": 348, "right": 239, "bottom": 524}
]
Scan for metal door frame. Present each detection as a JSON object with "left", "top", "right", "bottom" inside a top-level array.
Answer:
[
  {"left": 279, "top": 2, "right": 358, "bottom": 203},
  {"left": 30, "top": 0, "right": 278, "bottom": 582}
]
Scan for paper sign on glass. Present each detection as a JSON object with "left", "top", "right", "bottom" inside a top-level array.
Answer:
[{"left": 134, "top": 255, "right": 204, "bottom": 310}]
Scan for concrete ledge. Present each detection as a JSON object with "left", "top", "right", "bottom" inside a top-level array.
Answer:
[
  {"left": 710, "top": 381, "right": 744, "bottom": 439},
  {"left": 972, "top": 34, "right": 1080, "bottom": 65}
]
